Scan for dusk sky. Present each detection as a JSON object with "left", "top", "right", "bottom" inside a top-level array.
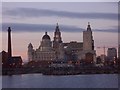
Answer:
[{"left": 1, "top": 1, "right": 118, "bottom": 62}]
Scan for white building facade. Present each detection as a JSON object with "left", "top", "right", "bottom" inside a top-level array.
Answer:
[
  {"left": 28, "top": 23, "right": 96, "bottom": 63},
  {"left": 28, "top": 32, "right": 56, "bottom": 62}
]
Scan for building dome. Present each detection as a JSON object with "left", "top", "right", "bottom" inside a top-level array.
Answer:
[{"left": 42, "top": 32, "right": 50, "bottom": 40}]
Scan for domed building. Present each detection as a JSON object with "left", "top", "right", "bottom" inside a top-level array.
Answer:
[
  {"left": 28, "top": 23, "right": 96, "bottom": 64},
  {"left": 39, "top": 32, "right": 52, "bottom": 51},
  {"left": 28, "top": 32, "right": 56, "bottom": 61}
]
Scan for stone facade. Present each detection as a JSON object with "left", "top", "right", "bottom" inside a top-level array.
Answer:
[
  {"left": 28, "top": 32, "right": 56, "bottom": 62},
  {"left": 81, "top": 23, "right": 96, "bottom": 63},
  {"left": 28, "top": 23, "right": 96, "bottom": 63}
]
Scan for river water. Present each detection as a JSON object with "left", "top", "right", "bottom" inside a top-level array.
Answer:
[{"left": 2, "top": 74, "right": 118, "bottom": 88}]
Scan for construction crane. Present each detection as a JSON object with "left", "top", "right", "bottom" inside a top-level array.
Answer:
[
  {"left": 96, "top": 46, "right": 107, "bottom": 55},
  {"left": 96, "top": 46, "right": 118, "bottom": 60}
]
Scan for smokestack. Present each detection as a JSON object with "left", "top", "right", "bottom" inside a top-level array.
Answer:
[{"left": 8, "top": 27, "right": 12, "bottom": 59}]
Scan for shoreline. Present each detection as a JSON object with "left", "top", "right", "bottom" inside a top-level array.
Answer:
[{"left": 2, "top": 68, "right": 119, "bottom": 76}]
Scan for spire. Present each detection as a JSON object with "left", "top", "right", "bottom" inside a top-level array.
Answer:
[
  {"left": 55, "top": 23, "right": 59, "bottom": 32},
  {"left": 88, "top": 22, "right": 90, "bottom": 25},
  {"left": 87, "top": 22, "right": 91, "bottom": 31},
  {"left": 57, "top": 23, "right": 58, "bottom": 26},
  {"left": 53, "top": 23, "right": 62, "bottom": 48}
]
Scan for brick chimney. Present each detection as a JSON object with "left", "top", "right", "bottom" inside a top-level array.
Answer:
[{"left": 8, "top": 27, "right": 12, "bottom": 59}]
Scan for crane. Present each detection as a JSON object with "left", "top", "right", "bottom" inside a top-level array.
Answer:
[{"left": 96, "top": 46, "right": 118, "bottom": 60}]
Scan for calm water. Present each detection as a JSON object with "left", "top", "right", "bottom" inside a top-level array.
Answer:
[{"left": 2, "top": 74, "right": 118, "bottom": 88}]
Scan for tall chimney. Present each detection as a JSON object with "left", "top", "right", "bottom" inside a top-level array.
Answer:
[{"left": 8, "top": 27, "right": 12, "bottom": 59}]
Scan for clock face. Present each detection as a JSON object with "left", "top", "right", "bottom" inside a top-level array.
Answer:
[
  {"left": 56, "top": 35, "right": 59, "bottom": 38},
  {"left": 56, "top": 39, "right": 59, "bottom": 41}
]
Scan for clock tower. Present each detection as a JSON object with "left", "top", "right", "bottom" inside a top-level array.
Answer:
[
  {"left": 53, "top": 23, "right": 62, "bottom": 49},
  {"left": 53, "top": 23, "right": 63, "bottom": 59},
  {"left": 83, "top": 22, "right": 94, "bottom": 51}
]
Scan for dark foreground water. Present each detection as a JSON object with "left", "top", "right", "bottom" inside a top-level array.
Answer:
[{"left": 2, "top": 74, "right": 118, "bottom": 88}]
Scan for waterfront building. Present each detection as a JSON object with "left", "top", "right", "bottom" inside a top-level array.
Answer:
[
  {"left": 0, "top": 51, "right": 8, "bottom": 68},
  {"left": 53, "top": 23, "right": 64, "bottom": 60},
  {"left": 28, "top": 24, "right": 65, "bottom": 62},
  {"left": 1, "top": 51, "right": 22, "bottom": 68},
  {"left": 28, "top": 23, "right": 96, "bottom": 64},
  {"left": 79, "top": 22, "right": 96, "bottom": 63},
  {"left": 28, "top": 32, "right": 56, "bottom": 62},
  {"left": 107, "top": 48, "right": 117, "bottom": 61},
  {"left": 63, "top": 41, "right": 83, "bottom": 61},
  {"left": 2, "top": 27, "right": 23, "bottom": 68}
]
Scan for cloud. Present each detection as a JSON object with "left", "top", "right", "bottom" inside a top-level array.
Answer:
[
  {"left": 2, "top": 23, "right": 84, "bottom": 32},
  {"left": 2, "top": 22, "right": 118, "bottom": 33},
  {"left": 3, "top": 8, "right": 117, "bottom": 20},
  {"left": 93, "top": 29, "right": 118, "bottom": 33}
]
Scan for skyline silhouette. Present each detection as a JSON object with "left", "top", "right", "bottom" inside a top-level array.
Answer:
[{"left": 1, "top": 2, "right": 118, "bottom": 62}]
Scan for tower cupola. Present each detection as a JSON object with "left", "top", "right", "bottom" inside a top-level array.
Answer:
[
  {"left": 42, "top": 32, "right": 50, "bottom": 40},
  {"left": 87, "top": 22, "right": 91, "bottom": 31}
]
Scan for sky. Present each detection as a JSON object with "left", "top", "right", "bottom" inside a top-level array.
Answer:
[{"left": 1, "top": 1, "right": 119, "bottom": 62}]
